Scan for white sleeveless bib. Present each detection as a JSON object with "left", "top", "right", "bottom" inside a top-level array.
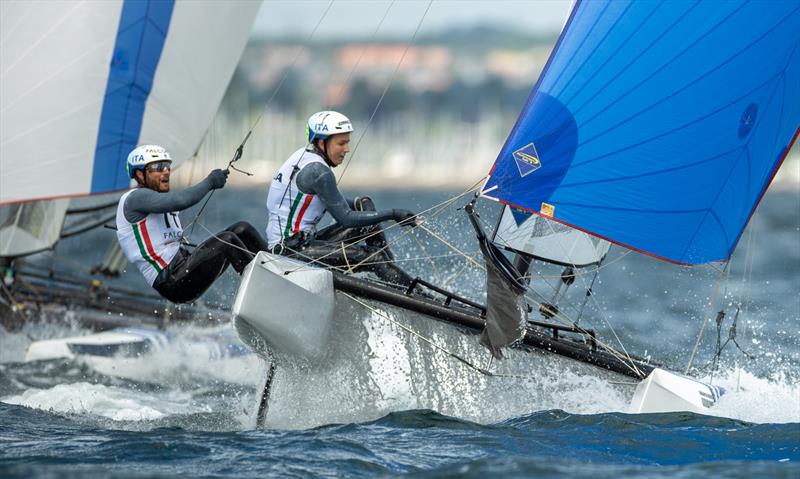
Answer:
[
  {"left": 266, "top": 148, "right": 327, "bottom": 248},
  {"left": 116, "top": 190, "right": 183, "bottom": 286}
]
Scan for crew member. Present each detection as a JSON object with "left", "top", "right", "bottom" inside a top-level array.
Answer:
[
  {"left": 117, "top": 145, "right": 268, "bottom": 303},
  {"left": 266, "top": 111, "right": 417, "bottom": 287}
]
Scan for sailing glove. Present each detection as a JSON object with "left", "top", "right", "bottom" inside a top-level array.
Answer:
[
  {"left": 393, "top": 209, "right": 418, "bottom": 227},
  {"left": 207, "top": 169, "right": 229, "bottom": 189}
]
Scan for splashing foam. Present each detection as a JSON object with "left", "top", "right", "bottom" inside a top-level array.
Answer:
[
  {"left": 1, "top": 383, "right": 188, "bottom": 421},
  {"left": 703, "top": 367, "right": 800, "bottom": 423},
  {"left": 254, "top": 299, "right": 636, "bottom": 429}
]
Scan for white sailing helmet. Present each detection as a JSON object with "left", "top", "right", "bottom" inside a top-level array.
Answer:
[
  {"left": 126, "top": 145, "right": 172, "bottom": 178},
  {"left": 306, "top": 111, "right": 353, "bottom": 142}
]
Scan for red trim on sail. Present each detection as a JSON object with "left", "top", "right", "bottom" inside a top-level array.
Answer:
[
  {"left": 493, "top": 197, "right": 698, "bottom": 266},
  {"left": 293, "top": 195, "right": 315, "bottom": 234},
  {"left": 138, "top": 220, "right": 168, "bottom": 268},
  {"left": 489, "top": 125, "right": 800, "bottom": 267}
]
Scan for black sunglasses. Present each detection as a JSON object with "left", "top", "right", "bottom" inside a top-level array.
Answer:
[{"left": 146, "top": 161, "right": 172, "bottom": 172}]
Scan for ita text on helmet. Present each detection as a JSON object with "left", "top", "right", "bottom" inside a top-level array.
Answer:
[
  {"left": 306, "top": 111, "right": 353, "bottom": 142},
  {"left": 127, "top": 145, "right": 173, "bottom": 179}
]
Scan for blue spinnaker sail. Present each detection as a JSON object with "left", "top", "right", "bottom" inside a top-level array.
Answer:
[{"left": 482, "top": 0, "right": 800, "bottom": 264}]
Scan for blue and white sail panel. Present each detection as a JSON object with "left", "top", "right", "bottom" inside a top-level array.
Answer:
[
  {"left": 482, "top": 0, "right": 800, "bottom": 264},
  {"left": 0, "top": 0, "right": 261, "bottom": 205}
]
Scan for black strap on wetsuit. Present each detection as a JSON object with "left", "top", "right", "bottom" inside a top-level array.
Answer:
[
  {"left": 153, "top": 222, "right": 269, "bottom": 304},
  {"left": 274, "top": 197, "right": 414, "bottom": 288}
]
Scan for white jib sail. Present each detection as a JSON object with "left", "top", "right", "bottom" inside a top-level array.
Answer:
[{"left": 493, "top": 207, "right": 611, "bottom": 267}]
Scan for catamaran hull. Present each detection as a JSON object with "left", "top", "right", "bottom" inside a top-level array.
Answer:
[{"left": 232, "top": 253, "right": 650, "bottom": 428}]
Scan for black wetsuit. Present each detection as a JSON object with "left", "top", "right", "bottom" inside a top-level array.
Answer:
[
  {"left": 124, "top": 170, "right": 268, "bottom": 303},
  {"left": 274, "top": 161, "right": 417, "bottom": 287}
]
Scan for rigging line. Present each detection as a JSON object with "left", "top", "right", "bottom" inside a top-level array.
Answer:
[
  {"left": 409, "top": 232, "right": 444, "bottom": 285},
  {"left": 268, "top": 180, "right": 484, "bottom": 280},
  {"left": 441, "top": 254, "right": 480, "bottom": 290},
  {"left": 274, "top": 209, "right": 644, "bottom": 376},
  {"left": 515, "top": 282, "right": 644, "bottom": 377},
  {"left": 0, "top": 280, "right": 30, "bottom": 326},
  {"left": 732, "top": 210, "right": 757, "bottom": 391},
  {"left": 488, "top": 210, "right": 632, "bottom": 280},
  {"left": 417, "top": 224, "right": 484, "bottom": 270},
  {"left": 281, "top": 172, "right": 485, "bottom": 277},
  {"left": 346, "top": 183, "right": 491, "bottom": 272},
  {"left": 184, "top": 1, "right": 336, "bottom": 235},
  {"left": 251, "top": 0, "right": 335, "bottom": 136},
  {"left": 337, "top": 0, "right": 434, "bottom": 184},
  {"left": 327, "top": 0, "right": 396, "bottom": 109},
  {"left": 281, "top": 176, "right": 486, "bottom": 275},
  {"left": 684, "top": 261, "right": 730, "bottom": 374},
  {"left": 473, "top": 213, "right": 591, "bottom": 321},
  {"left": 530, "top": 213, "right": 640, "bottom": 371},
  {"left": 475, "top": 215, "right": 642, "bottom": 374},
  {"left": 741, "top": 216, "right": 756, "bottom": 341},
  {"left": 193, "top": 217, "right": 642, "bottom": 375},
  {"left": 192, "top": 220, "right": 378, "bottom": 282},
  {"left": 193, "top": 177, "right": 481, "bottom": 281},
  {"left": 265, "top": 251, "right": 483, "bottom": 273}
]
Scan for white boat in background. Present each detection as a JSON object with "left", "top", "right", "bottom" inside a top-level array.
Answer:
[{"left": 23, "top": 325, "right": 258, "bottom": 385}]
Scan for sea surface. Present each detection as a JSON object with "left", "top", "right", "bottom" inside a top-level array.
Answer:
[{"left": 1, "top": 187, "right": 798, "bottom": 478}]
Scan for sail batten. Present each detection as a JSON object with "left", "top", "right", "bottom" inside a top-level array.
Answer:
[{"left": 483, "top": 0, "right": 800, "bottom": 265}]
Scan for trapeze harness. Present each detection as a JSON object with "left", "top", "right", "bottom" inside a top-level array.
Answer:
[
  {"left": 266, "top": 147, "right": 327, "bottom": 249},
  {"left": 265, "top": 148, "right": 414, "bottom": 287},
  {"left": 116, "top": 190, "right": 182, "bottom": 286},
  {"left": 117, "top": 188, "right": 268, "bottom": 303}
]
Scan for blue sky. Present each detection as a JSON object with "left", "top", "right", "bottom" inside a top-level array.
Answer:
[{"left": 252, "top": 0, "right": 571, "bottom": 39}]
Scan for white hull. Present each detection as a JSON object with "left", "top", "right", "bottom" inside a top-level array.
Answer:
[
  {"left": 233, "top": 254, "right": 636, "bottom": 428},
  {"left": 233, "top": 253, "right": 725, "bottom": 428}
]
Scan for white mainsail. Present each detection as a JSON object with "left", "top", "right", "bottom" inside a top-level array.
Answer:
[
  {"left": 0, "top": 0, "right": 261, "bottom": 256},
  {"left": 0, "top": 0, "right": 261, "bottom": 205}
]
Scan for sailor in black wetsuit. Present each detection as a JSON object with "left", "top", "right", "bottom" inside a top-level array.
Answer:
[
  {"left": 116, "top": 145, "right": 269, "bottom": 303},
  {"left": 266, "top": 111, "right": 418, "bottom": 287}
]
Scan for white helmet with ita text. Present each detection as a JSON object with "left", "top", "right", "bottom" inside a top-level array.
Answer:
[
  {"left": 126, "top": 145, "right": 172, "bottom": 178},
  {"left": 306, "top": 111, "right": 353, "bottom": 142}
]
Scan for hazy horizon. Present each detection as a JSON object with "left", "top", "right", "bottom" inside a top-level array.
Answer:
[{"left": 251, "top": 0, "right": 571, "bottom": 40}]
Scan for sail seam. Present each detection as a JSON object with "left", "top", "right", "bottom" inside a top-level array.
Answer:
[
  {"left": 677, "top": 73, "right": 785, "bottom": 261},
  {"left": 559, "top": 1, "right": 660, "bottom": 107},
  {"left": 549, "top": 0, "right": 614, "bottom": 96},
  {"left": 566, "top": 69, "right": 781, "bottom": 171},
  {"left": 576, "top": 2, "right": 799, "bottom": 146},
  {"left": 567, "top": 0, "right": 704, "bottom": 119}
]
